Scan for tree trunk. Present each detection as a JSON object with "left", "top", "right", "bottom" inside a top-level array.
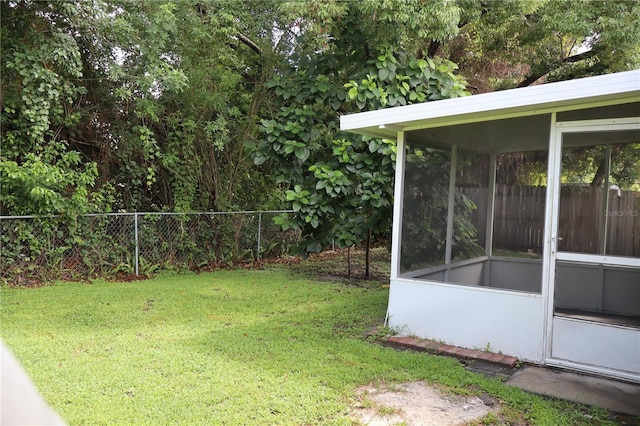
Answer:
[
  {"left": 347, "top": 246, "right": 352, "bottom": 278},
  {"left": 591, "top": 159, "right": 606, "bottom": 187}
]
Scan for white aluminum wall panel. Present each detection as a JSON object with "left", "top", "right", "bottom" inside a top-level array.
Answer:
[
  {"left": 387, "top": 279, "right": 544, "bottom": 362},
  {"left": 551, "top": 317, "right": 640, "bottom": 379}
]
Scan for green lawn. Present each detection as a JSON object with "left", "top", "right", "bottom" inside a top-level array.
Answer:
[{"left": 0, "top": 268, "right": 620, "bottom": 425}]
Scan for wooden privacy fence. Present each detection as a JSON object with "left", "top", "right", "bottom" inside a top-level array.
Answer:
[{"left": 459, "top": 185, "right": 640, "bottom": 257}]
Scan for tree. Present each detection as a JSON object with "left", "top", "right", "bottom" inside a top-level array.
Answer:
[
  {"left": 3, "top": 0, "right": 636, "bottom": 234},
  {"left": 1, "top": 0, "right": 294, "bottom": 214},
  {"left": 1, "top": 1, "right": 100, "bottom": 216},
  {"left": 105, "top": 0, "right": 295, "bottom": 212},
  {"left": 561, "top": 144, "right": 640, "bottom": 190},
  {"left": 0, "top": 0, "right": 193, "bottom": 214},
  {"left": 254, "top": 46, "right": 470, "bottom": 275},
  {"left": 251, "top": 1, "right": 470, "bottom": 272},
  {"left": 76, "top": 0, "right": 282, "bottom": 212},
  {"left": 444, "top": 0, "right": 640, "bottom": 92}
]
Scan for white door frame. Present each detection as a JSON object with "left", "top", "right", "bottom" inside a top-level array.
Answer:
[{"left": 543, "top": 116, "right": 640, "bottom": 381}]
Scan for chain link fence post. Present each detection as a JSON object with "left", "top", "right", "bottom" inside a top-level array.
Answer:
[
  {"left": 257, "top": 211, "right": 262, "bottom": 260},
  {"left": 134, "top": 212, "right": 139, "bottom": 276}
]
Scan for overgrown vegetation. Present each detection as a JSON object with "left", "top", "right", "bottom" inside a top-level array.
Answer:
[
  {"left": 255, "top": 51, "right": 471, "bottom": 259},
  {"left": 0, "top": 212, "right": 297, "bottom": 285},
  {"left": 0, "top": 268, "right": 627, "bottom": 425},
  {"left": 2, "top": 0, "right": 639, "bottom": 267}
]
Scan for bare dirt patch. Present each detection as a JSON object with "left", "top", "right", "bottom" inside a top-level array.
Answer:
[{"left": 351, "top": 381, "right": 497, "bottom": 426}]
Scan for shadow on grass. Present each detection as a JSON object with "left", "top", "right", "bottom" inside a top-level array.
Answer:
[
  {"left": 181, "top": 287, "right": 471, "bottom": 424},
  {"left": 286, "top": 246, "right": 391, "bottom": 284}
]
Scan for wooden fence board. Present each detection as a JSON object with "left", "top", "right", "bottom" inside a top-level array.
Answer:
[{"left": 458, "top": 185, "right": 639, "bottom": 257}]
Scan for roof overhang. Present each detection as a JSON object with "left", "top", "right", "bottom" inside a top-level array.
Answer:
[{"left": 339, "top": 70, "right": 640, "bottom": 143}]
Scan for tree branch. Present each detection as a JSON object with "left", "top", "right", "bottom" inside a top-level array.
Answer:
[
  {"left": 516, "top": 49, "right": 597, "bottom": 87},
  {"left": 195, "top": 4, "right": 262, "bottom": 56},
  {"left": 237, "top": 32, "right": 262, "bottom": 56}
]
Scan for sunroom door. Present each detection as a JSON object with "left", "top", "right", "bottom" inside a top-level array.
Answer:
[{"left": 546, "top": 119, "right": 640, "bottom": 382}]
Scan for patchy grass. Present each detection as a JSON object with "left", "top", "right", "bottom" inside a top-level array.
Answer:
[
  {"left": 288, "top": 246, "right": 391, "bottom": 283},
  {"left": 0, "top": 266, "right": 627, "bottom": 425}
]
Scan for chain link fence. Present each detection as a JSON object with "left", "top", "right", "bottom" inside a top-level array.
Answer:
[{"left": 0, "top": 211, "right": 298, "bottom": 284}]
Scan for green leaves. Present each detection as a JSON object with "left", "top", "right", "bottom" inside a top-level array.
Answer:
[
  {"left": 347, "top": 85, "right": 358, "bottom": 100},
  {"left": 344, "top": 52, "right": 469, "bottom": 112},
  {"left": 0, "top": 1, "right": 104, "bottom": 216},
  {"left": 256, "top": 65, "right": 392, "bottom": 251},
  {"left": 310, "top": 164, "right": 351, "bottom": 197},
  {"left": 376, "top": 52, "right": 397, "bottom": 82},
  {"left": 253, "top": 37, "right": 472, "bottom": 255},
  {"left": 0, "top": 143, "right": 98, "bottom": 216},
  {"left": 452, "top": 0, "right": 640, "bottom": 90}
]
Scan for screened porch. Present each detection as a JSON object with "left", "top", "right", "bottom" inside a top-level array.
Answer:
[{"left": 341, "top": 70, "right": 640, "bottom": 381}]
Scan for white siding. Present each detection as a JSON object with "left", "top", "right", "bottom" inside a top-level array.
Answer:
[{"left": 387, "top": 278, "right": 545, "bottom": 362}]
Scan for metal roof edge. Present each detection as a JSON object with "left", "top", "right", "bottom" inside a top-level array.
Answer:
[{"left": 340, "top": 70, "right": 640, "bottom": 133}]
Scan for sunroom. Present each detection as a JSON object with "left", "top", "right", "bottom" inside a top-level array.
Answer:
[{"left": 340, "top": 70, "right": 640, "bottom": 382}]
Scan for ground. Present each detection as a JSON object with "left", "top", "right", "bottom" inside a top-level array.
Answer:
[{"left": 351, "top": 381, "right": 497, "bottom": 426}]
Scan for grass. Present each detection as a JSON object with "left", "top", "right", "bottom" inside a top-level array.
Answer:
[{"left": 0, "top": 255, "right": 626, "bottom": 425}]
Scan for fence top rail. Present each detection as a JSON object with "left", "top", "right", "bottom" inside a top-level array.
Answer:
[{"left": 0, "top": 210, "right": 295, "bottom": 220}]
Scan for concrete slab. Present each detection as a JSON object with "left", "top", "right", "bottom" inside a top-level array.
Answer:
[{"left": 506, "top": 365, "right": 640, "bottom": 417}]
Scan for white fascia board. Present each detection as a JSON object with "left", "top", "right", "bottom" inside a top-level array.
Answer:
[{"left": 340, "top": 70, "right": 640, "bottom": 136}]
